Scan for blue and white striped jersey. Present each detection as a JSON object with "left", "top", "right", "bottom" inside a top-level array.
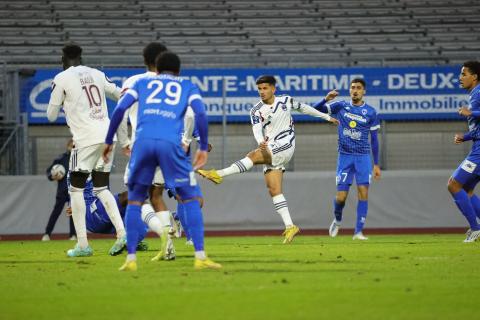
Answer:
[{"left": 250, "top": 95, "right": 330, "bottom": 145}]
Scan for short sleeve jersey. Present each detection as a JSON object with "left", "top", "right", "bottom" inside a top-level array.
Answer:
[
  {"left": 120, "top": 71, "right": 156, "bottom": 144},
  {"left": 126, "top": 74, "right": 202, "bottom": 144},
  {"left": 49, "top": 66, "right": 120, "bottom": 148},
  {"left": 467, "top": 84, "right": 480, "bottom": 153},
  {"left": 326, "top": 100, "right": 380, "bottom": 155}
]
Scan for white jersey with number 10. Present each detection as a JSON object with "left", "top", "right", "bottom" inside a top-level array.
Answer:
[{"left": 48, "top": 65, "right": 120, "bottom": 148}]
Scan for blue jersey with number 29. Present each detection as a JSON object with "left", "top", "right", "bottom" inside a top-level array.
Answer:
[{"left": 126, "top": 74, "right": 202, "bottom": 144}]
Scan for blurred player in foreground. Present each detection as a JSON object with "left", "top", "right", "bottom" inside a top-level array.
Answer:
[
  {"left": 197, "top": 75, "right": 337, "bottom": 244},
  {"left": 104, "top": 52, "right": 220, "bottom": 271},
  {"left": 448, "top": 60, "right": 480, "bottom": 242},
  {"left": 314, "top": 78, "right": 381, "bottom": 240}
]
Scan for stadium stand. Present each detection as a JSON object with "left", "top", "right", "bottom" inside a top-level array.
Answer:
[
  {"left": 0, "top": 0, "right": 480, "bottom": 174},
  {"left": 0, "top": 0, "right": 479, "bottom": 68}
]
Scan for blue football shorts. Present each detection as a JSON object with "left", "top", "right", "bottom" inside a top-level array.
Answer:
[
  {"left": 451, "top": 152, "right": 480, "bottom": 190},
  {"left": 336, "top": 153, "right": 372, "bottom": 191},
  {"left": 127, "top": 138, "right": 197, "bottom": 189}
]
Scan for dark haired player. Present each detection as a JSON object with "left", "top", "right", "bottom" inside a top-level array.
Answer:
[
  {"left": 104, "top": 52, "right": 220, "bottom": 271},
  {"left": 197, "top": 75, "right": 337, "bottom": 244},
  {"left": 448, "top": 60, "right": 480, "bottom": 242},
  {"left": 47, "top": 44, "right": 127, "bottom": 257},
  {"left": 313, "top": 78, "right": 381, "bottom": 240}
]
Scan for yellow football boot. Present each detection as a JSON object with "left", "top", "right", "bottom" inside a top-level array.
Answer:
[
  {"left": 194, "top": 258, "right": 223, "bottom": 270},
  {"left": 119, "top": 260, "right": 137, "bottom": 272},
  {"left": 151, "top": 226, "right": 170, "bottom": 261},
  {"left": 196, "top": 169, "right": 223, "bottom": 184},
  {"left": 282, "top": 225, "right": 300, "bottom": 244}
]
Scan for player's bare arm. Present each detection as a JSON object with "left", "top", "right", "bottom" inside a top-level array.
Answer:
[
  {"left": 458, "top": 106, "right": 472, "bottom": 117},
  {"left": 193, "top": 150, "right": 208, "bottom": 170},
  {"left": 373, "top": 165, "right": 381, "bottom": 180},
  {"left": 325, "top": 89, "right": 339, "bottom": 102},
  {"left": 102, "top": 144, "right": 114, "bottom": 162},
  {"left": 454, "top": 133, "right": 466, "bottom": 144}
]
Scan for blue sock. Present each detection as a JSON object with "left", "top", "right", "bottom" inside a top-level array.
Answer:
[
  {"left": 176, "top": 202, "right": 191, "bottom": 240},
  {"left": 453, "top": 190, "right": 480, "bottom": 230},
  {"left": 333, "top": 199, "right": 345, "bottom": 222},
  {"left": 355, "top": 200, "right": 368, "bottom": 234},
  {"left": 183, "top": 200, "right": 204, "bottom": 252},
  {"left": 470, "top": 194, "right": 480, "bottom": 220},
  {"left": 125, "top": 203, "right": 143, "bottom": 254}
]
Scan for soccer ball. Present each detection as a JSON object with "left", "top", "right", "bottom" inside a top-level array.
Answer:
[{"left": 51, "top": 164, "right": 66, "bottom": 179}]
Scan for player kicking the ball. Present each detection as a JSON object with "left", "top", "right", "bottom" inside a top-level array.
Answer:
[{"left": 197, "top": 75, "right": 337, "bottom": 244}]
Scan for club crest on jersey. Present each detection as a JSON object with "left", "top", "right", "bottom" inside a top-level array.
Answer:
[
  {"left": 461, "top": 160, "right": 477, "bottom": 173},
  {"left": 345, "top": 107, "right": 350, "bottom": 110},
  {"left": 362, "top": 109, "right": 367, "bottom": 115},
  {"left": 349, "top": 120, "right": 357, "bottom": 128}
]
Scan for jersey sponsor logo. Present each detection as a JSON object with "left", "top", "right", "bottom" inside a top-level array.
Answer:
[
  {"left": 461, "top": 160, "right": 477, "bottom": 173},
  {"left": 349, "top": 121, "right": 357, "bottom": 128},
  {"left": 343, "top": 128, "right": 362, "bottom": 140},
  {"left": 344, "top": 112, "right": 367, "bottom": 123},
  {"left": 143, "top": 109, "right": 177, "bottom": 119}
]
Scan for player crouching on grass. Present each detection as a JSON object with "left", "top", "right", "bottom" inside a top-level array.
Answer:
[
  {"left": 66, "top": 178, "right": 175, "bottom": 260},
  {"left": 197, "top": 75, "right": 338, "bottom": 244}
]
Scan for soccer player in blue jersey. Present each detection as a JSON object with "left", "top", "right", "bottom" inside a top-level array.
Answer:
[
  {"left": 314, "top": 78, "right": 381, "bottom": 240},
  {"left": 103, "top": 51, "right": 221, "bottom": 271},
  {"left": 448, "top": 60, "right": 480, "bottom": 242}
]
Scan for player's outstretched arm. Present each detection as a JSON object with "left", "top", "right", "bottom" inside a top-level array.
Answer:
[{"left": 292, "top": 97, "right": 337, "bottom": 124}]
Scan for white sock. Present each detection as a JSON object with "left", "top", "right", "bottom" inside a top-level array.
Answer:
[
  {"left": 272, "top": 194, "right": 293, "bottom": 227},
  {"left": 195, "top": 250, "right": 206, "bottom": 260},
  {"left": 218, "top": 157, "right": 253, "bottom": 177},
  {"left": 155, "top": 210, "right": 172, "bottom": 228},
  {"left": 95, "top": 188, "right": 126, "bottom": 238},
  {"left": 70, "top": 188, "right": 88, "bottom": 248},
  {"left": 141, "top": 204, "right": 164, "bottom": 236},
  {"left": 127, "top": 254, "right": 136, "bottom": 262}
]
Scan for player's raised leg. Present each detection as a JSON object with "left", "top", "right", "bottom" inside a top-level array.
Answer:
[{"left": 198, "top": 145, "right": 271, "bottom": 184}]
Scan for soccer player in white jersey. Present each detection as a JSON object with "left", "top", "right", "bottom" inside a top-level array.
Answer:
[
  {"left": 198, "top": 75, "right": 338, "bottom": 243},
  {"left": 47, "top": 44, "right": 127, "bottom": 257}
]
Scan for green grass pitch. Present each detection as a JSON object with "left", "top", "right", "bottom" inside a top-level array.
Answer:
[{"left": 1, "top": 234, "right": 479, "bottom": 320}]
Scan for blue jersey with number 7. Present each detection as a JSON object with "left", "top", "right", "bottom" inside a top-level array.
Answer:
[{"left": 125, "top": 73, "right": 202, "bottom": 144}]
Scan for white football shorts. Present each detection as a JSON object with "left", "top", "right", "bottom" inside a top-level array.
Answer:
[
  {"left": 123, "top": 163, "right": 165, "bottom": 186},
  {"left": 70, "top": 143, "right": 115, "bottom": 173},
  {"left": 263, "top": 136, "right": 295, "bottom": 173}
]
